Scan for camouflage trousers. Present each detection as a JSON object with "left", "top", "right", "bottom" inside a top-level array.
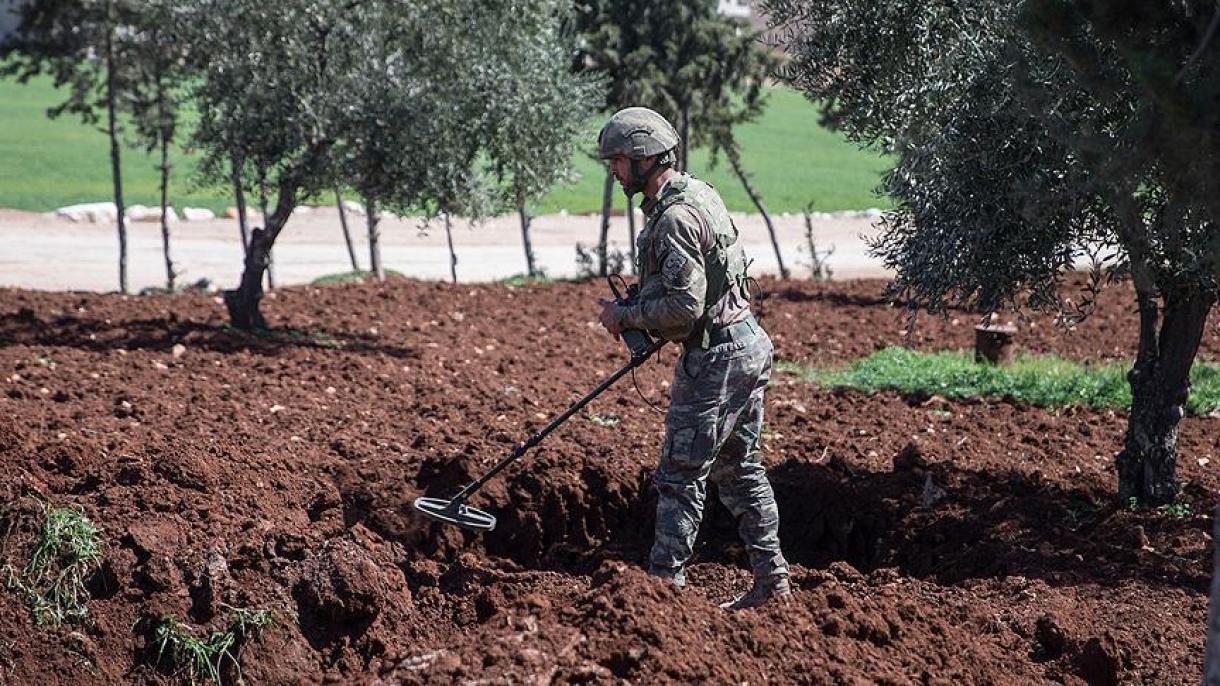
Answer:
[{"left": 649, "top": 317, "right": 789, "bottom": 582}]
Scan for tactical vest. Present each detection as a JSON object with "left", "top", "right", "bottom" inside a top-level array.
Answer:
[{"left": 639, "top": 174, "right": 750, "bottom": 348}]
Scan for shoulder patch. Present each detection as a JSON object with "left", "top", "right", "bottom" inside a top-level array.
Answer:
[{"left": 662, "top": 250, "right": 693, "bottom": 287}]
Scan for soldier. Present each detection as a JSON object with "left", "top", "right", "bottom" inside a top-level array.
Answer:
[{"left": 594, "top": 107, "right": 790, "bottom": 610}]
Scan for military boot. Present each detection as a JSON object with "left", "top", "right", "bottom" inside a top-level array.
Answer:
[
  {"left": 719, "top": 574, "right": 791, "bottom": 611},
  {"left": 647, "top": 565, "right": 687, "bottom": 591}
]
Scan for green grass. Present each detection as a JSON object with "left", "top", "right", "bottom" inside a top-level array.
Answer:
[
  {"left": 310, "top": 269, "right": 405, "bottom": 286},
  {"left": 0, "top": 77, "right": 230, "bottom": 214},
  {"left": 0, "top": 77, "right": 891, "bottom": 215},
  {"left": 499, "top": 272, "right": 553, "bottom": 287},
  {"left": 3, "top": 501, "right": 103, "bottom": 626},
  {"left": 537, "top": 88, "right": 893, "bottom": 214},
  {"left": 783, "top": 347, "right": 1220, "bottom": 414},
  {"left": 152, "top": 608, "right": 273, "bottom": 685}
]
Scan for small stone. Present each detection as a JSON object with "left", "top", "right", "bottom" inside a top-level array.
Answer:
[{"left": 171, "top": 344, "right": 186, "bottom": 358}]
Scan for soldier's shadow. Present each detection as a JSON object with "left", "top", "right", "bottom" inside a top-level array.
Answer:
[{"left": 694, "top": 457, "right": 1210, "bottom": 593}]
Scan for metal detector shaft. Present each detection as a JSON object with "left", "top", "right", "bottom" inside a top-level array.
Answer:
[{"left": 449, "top": 338, "right": 665, "bottom": 502}]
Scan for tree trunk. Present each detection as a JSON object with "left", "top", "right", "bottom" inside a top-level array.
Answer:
[
  {"left": 626, "top": 194, "right": 637, "bottom": 275},
  {"left": 104, "top": 8, "right": 127, "bottom": 294},
  {"left": 258, "top": 164, "right": 274, "bottom": 289},
  {"left": 158, "top": 135, "right": 175, "bottom": 291},
  {"left": 335, "top": 189, "right": 360, "bottom": 271},
  {"left": 1116, "top": 289, "right": 1213, "bottom": 505},
  {"left": 231, "top": 154, "right": 250, "bottom": 257},
  {"left": 516, "top": 192, "right": 537, "bottom": 276},
  {"left": 598, "top": 170, "right": 614, "bottom": 277},
  {"left": 801, "top": 207, "right": 827, "bottom": 280},
  {"left": 224, "top": 180, "right": 296, "bottom": 330},
  {"left": 726, "top": 140, "right": 788, "bottom": 279},
  {"left": 443, "top": 211, "right": 458, "bottom": 284},
  {"left": 1205, "top": 503, "right": 1220, "bottom": 684},
  {"left": 679, "top": 104, "right": 690, "bottom": 173},
  {"left": 367, "top": 196, "right": 384, "bottom": 281}
]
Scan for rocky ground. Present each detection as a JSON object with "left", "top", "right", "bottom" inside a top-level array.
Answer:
[{"left": 0, "top": 276, "right": 1216, "bottom": 684}]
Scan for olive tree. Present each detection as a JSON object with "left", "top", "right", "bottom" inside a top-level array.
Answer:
[
  {"left": 483, "top": 6, "right": 598, "bottom": 279},
  {"left": 184, "top": 0, "right": 344, "bottom": 328},
  {"left": 125, "top": 0, "right": 188, "bottom": 290},
  {"left": 185, "top": 0, "right": 592, "bottom": 324},
  {"left": 767, "top": 0, "right": 1220, "bottom": 505}
]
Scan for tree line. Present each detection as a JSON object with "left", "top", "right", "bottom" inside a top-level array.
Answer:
[{"left": 0, "top": 0, "right": 784, "bottom": 316}]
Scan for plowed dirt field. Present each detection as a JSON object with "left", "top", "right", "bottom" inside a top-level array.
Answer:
[{"left": 0, "top": 277, "right": 1217, "bottom": 684}]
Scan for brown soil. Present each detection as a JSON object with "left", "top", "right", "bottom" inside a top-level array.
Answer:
[{"left": 0, "top": 277, "right": 1215, "bottom": 685}]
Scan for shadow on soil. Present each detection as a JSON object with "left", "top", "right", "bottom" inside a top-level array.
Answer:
[
  {"left": 0, "top": 309, "right": 417, "bottom": 359},
  {"left": 765, "top": 286, "right": 892, "bottom": 308},
  {"left": 388, "top": 452, "right": 1211, "bottom": 593}
]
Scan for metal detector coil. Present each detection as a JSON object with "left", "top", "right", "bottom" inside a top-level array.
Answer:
[{"left": 413, "top": 497, "right": 497, "bottom": 532}]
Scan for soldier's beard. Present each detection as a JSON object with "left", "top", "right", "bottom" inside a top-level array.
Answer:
[{"left": 625, "top": 159, "right": 657, "bottom": 196}]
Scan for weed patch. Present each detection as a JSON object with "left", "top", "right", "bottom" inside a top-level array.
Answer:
[
  {"left": 310, "top": 269, "right": 405, "bottom": 286},
  {"left": 3, "top": 501, "right": 103, "bottom": 626},
  {"left": 152, "top": 606, "right": 273, "bottom": 685},
  {"left": 781, "top": 347, "right": 1220, "bottom": 414},
  {"left": 500, "top": 272, "right": 552, "bottom": 288}
]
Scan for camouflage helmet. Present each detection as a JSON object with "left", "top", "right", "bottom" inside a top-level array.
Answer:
[{"left": 597, "top": 107, "right": 680, "bottom": 160}]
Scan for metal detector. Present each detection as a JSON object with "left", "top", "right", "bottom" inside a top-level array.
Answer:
[{"left": 414, "top": 277, "right": 663, "bottom": 532}]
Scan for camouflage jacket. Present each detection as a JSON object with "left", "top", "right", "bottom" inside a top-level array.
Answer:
[{"left": 616, "top": 173, "right": 751, "bottom": 344}]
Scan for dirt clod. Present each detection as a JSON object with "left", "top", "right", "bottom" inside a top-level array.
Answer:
[{"left": 296, "top": 539, "right": 391, "bottom": 626}]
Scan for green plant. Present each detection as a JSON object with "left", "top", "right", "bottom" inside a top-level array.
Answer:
[
  {"left": 1156, "top": 502, "right": 1194, "bottom": 519},
  {"left": 788, "top": 347, "right": 1220, "bottom": 415},
  {"left": 3, "top": 501, "right": 103, "bottom": 626},
  {"left": 225, "top": 605, "right": 273, "bottom": 636},
  {"left": 310, "top": 269, "right": 405, "bottom": 286},
  {"left": 153, "top": 618, "right": 237, "bottom": 685},
  {"left": 153, "top": 607, "right": 273, "bottom": 685},
  {"left": 500, "top": 272, "right": 552, "bottom": 288}
]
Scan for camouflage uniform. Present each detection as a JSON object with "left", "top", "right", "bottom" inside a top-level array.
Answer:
[{"left": 615, "top": 172, "right": 789, "bottom": 586}]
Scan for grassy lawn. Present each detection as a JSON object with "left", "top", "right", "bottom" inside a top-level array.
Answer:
[
  {"left": 537, "top": 88, "right": 893, "bottom": 214},
  {"left": 0, "top": 77, "right": 891, "bottom": 215},
  {"left": 782, "top": 347, "right": 1220, "bottom": 415}
]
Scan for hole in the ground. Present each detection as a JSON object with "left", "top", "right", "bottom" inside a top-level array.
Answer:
[
  {"left": 401, "top": 447, "right": 1192, "bottom": 591},
  {"left": 85, "top": 561, "right": 120, "bottom": 600}
]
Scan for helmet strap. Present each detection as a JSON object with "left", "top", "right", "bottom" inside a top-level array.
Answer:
[{"left": 627, "top": 157, "right": 664, "bottom": 196}]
